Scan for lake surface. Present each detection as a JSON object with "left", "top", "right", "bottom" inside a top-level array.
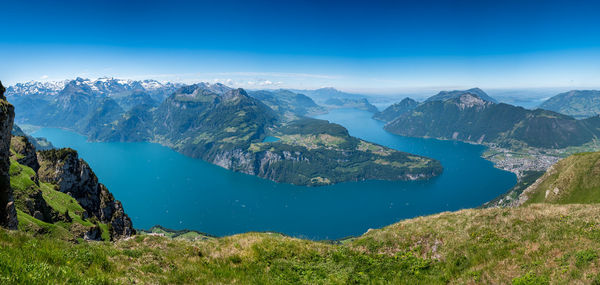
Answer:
[
  {"left": 262, "top": 136, "right": 281, "bottom": 142},
  {"left": 32, "top": 109, "right": 516, "bottom": 240}
]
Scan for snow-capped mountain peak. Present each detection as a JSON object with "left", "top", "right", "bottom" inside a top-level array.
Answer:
[
  {"left": 6, "top": 78, "right": 180, "bottom": 96},
  {"left": 5, "top": 80, "right": 68, "bottom": 96}
]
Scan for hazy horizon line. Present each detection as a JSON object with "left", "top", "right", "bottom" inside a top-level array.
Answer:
[{"left": 5, "top": 76, "right": 600, "bottom": 98}]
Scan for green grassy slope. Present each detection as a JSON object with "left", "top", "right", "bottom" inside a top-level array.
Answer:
[
  {"left": 523, "top": 151, "right": 600, "bottom": 204},
  {"left": 482, "top": 170, "right": 545, "bottom": 208},
  {"left": 1, "top": 204, "right": 600, "bottom": 284},
  {"left": 9, "top": 159, "right": 111, "bottom": 242}
]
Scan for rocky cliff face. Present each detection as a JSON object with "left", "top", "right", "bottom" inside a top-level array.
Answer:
[
  {"left": 10, "top": 136, "right": 40, "bottom": 172},
  {"left": 11, "top": 124, "right": 54, "bottom": 151},
  {"left": 36, "top": 148, "right": 134, "bottom": 239},
  {"left": 0, "top": 81, "right": 17, "bottom": 229},
  {"left": 9, "top": 139, "right": 63, "bottom": 224},
  {"left": 209, "top": 148, "right": 307, "bottom": 180}
]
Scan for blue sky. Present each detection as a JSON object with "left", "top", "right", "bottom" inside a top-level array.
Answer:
[{"left": 1, "top": 0, "right": 599, "bottom": 93}]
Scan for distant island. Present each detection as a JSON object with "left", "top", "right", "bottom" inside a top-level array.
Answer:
[{"left": 6, "top": 78, "right": 441, "bottom": 186}]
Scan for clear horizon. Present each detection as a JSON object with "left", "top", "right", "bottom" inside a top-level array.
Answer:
[{"left": 2, "top": 0, "right": 599, "bottom": 93}]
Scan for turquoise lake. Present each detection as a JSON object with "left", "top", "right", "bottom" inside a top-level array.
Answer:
[{"left": 32, "top": 108, "right": 516, "bottom": 240}]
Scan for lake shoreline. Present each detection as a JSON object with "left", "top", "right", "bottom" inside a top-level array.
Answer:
[{"left": 28, "top": 109, "right": 516, "bottom": 239}]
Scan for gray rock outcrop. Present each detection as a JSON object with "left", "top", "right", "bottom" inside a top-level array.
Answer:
[
  {"left": 10, "top": 136, "right": 40, "bottom": 172},
  {"left": 37, "top": 148, "right": 134, "bottom": 239},
  {"left": 0, "top": 81, "right": 17, "bottom": 229}
]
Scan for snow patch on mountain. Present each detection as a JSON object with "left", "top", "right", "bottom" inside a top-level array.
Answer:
[
  {"left": 6, "top": 78, "right": 181, "bottom": 98},
  {"left": 6, "top": 80, "right": 68, "bottom": 96}
]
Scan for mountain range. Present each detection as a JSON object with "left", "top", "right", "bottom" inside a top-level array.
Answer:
[
  {"left": 538, "top": 90, "right": 600, "bottom": 119},
  {"left": 5, "top": 80, "right": 68, "bottom": 97},
  {"left": 291, "top": 87, "right": 366, "bottom": 102},
  {"left": 7, "top": 77, "right": 180, "bottom": 101},
  {"left": 381, "top": 89, "right": 600, "bottom": 149},
  {"left": 373, "top": 88, "right": 498, "bottom": 123},
  {"left": 292, "top": 87, "right": 379, "bottom": 113},
  {"left": 7, "top": 79, "right": 441, "bottom": 186},
  {"left": 8, "top": 77, "right": 180, "bottom": 128}
]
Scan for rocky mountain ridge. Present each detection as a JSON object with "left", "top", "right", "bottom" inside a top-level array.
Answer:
[
  {"left": 374, "top": 88, "right": 496, "bottom": 123},
  {"left": 36, "top": 148, "right": 134, "bottom": 239}
]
